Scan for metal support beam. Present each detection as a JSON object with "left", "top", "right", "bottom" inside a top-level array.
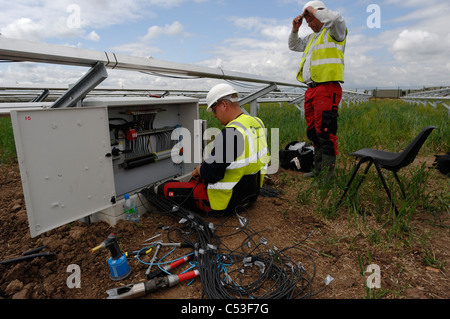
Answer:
[
  {"left": 31, "top": 89, "right": 49, "bottom": 102},
  {"left": 294, "top": 104, "right": 304, "bottom": 117},
  {"left": 51, "top": 62, "right": 108, "bottom": 108},
  {"left": 288, "top": 95, "right": 305, "bottom": 116},
  {"left": 289, "top": 96, "right": 305, "bottom": 105},
  {"left": 441, "top": 103, "right": 450, "bottom": 115},
  {"left": 0, "top": 38, "right": 372, "bottom": 111},
  {"left": 238, "top": 83, "right": 278, "bottom": 116},
  {"left": 0, "top": 37, "right": 307, "bottom": 89}
]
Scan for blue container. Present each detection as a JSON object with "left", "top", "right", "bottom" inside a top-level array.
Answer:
[{"left": 108, "top": 253, "right": 131, "bottom": 281}]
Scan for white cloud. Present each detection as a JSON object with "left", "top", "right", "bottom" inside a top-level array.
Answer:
[
  {"left": 110, "top": 42, "right": 162, "bottom": 58},
  {"left": 0, "top": 18, "right": 47, "bottom": 42},
  {"left": 383, "top": 0, "right": 439, "bottom": 8},
  {"left": 0, "top": 0, "right": 150, "bottom": 41},
  {"left": 142, "top": 21, "right": 185, "bottom": 40},
  {"left": 85, "top": 31, "right": 101, "bottom": 42},
  {"left": 146, "top": 0, "right": 209, "bottom": 8},
  {"left": 111, "top": 21, "right": 188, "bottom": 57},
  {"left": 2, "top": 63, "right": 86, "bottom": 86},
  {"left": 197, "top": 17, "right": 296, "bottom": 81},
  {"left": 391, "top": 30, "right": 440, "bottom": 60},
  {"left": 341, "top": 25, "right": 450, "bottom": 88}
]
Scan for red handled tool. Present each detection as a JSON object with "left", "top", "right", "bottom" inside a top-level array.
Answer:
[
  {"left": 146, "top": 255, "right": 191, "bottom": 279},
  {"left": 106, "top": 269, "right": 199, "bottom": 299},
  {"left": 106, "top": 254, "right": 197, "bottom": 299}
]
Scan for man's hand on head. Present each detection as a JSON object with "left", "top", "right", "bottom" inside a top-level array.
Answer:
[{"left": 303, "top": 6, "right": 318, "bottom": 18}]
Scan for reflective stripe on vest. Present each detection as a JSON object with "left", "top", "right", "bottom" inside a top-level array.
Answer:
[
  {"left": 296, "top": 27, "right": 346, "bottom": 83},
  {"left": 207, "top": 114, "right": 269, "bottom": 210}
]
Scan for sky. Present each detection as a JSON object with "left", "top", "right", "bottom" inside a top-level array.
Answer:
[{"left": 0, "top": 0, "right": 449, "bottom": 92}]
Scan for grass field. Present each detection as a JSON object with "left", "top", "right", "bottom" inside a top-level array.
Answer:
[
  {"left": 200, "top": 98, "right": 449, "bottom": 156},
  {"left": 200, "top": 99, "right": 449, "bottom": 246},
  {"left": 0, "top": 116, "right": 16, "bottom": 164}
]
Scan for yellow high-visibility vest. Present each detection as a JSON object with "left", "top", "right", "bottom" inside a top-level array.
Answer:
[
  {"left": 296, "top": 27, "right": 347, "bottom": 83},
  {"left": 207, "top": 114, "right": 269, "bottom": 211}
]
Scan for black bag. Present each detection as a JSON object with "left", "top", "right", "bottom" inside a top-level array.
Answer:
[
  {"left": 432, "top": 152, "right": 450, "bottom": 176},
  {"left": 279, "top": 141, "right": 314, "bottom": 172}
]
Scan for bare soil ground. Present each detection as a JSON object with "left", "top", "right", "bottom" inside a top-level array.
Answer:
[{"left": 0, "top": 157, "right": 449, "bottom": 301}]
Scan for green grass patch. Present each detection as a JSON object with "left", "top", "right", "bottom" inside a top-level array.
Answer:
[{"left": 0, "top": 117, "right": 16, "bottom": 164}]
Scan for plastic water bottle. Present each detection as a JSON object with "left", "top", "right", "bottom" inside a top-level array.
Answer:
[{"left": 123, "top": 193, "right": 140, "bottom": 222}]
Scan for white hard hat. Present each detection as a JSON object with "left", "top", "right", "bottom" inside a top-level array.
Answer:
[
  {"left": 205, "top": 83, "right": 238, "bottom": 111},
  {"left": 303, "top": 0, "right": 326, "bottom": 11}
]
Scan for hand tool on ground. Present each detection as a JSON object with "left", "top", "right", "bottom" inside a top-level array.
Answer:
[
  {"left": 146, "top": 254, "right": 192, "bottom": 280},
  {"left": 144, "top": 242, "right": 162, "bottom": 278},
  {"left": 142, "top": 233, "right": 161, "bottom": 243},
  {"left": 90, "top": 233, "right": 131, "bottom": 281},
  {"left": 141, "top": 241, "right": 193, "bottom": 248},
  {"left": 142, "top": 241, "right": 193, "bottom": 277},
  {"left": 125, "top": 247, "right": 152, "bottom": 258},
  {"left": 106, "top": 255, "right": 199, "bottom": 299}
]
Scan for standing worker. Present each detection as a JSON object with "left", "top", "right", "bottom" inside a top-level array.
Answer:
[
  {"left": 288, "top": 1, "right": 347, "bottom": 182},
  {"left": 160, "top": 83, "right": 270, "bottom": 214}
]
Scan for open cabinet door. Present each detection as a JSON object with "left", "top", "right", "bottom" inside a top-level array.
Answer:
[{"left": 11, "top": 107, "right": 116, "bottom": 237}]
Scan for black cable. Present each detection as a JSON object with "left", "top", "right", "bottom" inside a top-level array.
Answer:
[
  {"left": 139, "top": 186, "right": 330, "bottom": 299},
  {"left": 0, "top": 252, "right": 56, "bottom": 265}
]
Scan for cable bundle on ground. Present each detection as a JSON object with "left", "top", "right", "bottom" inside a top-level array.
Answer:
[{"left": 140, "top": 186, "right": 330, "bottom": 299}]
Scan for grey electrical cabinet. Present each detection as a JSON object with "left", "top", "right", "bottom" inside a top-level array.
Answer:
[{"left": 11, "top": 96, "right": 202, "bottom": 237}]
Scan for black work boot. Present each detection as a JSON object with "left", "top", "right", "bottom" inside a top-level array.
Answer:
[
  {"left": 321, "top": 154, "right": 336, "bottom": 183},
  {"left": 303, "top": 148, "right": 322, "bottom": 178}
]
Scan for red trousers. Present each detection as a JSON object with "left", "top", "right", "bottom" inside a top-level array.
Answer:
[{"left": 304, "top": 82, "right": 342, "bottom": 156}]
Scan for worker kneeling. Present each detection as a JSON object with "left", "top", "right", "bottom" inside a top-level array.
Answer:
[{"left": 159, "top": 83, "right": 270, "bottom": 214}]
